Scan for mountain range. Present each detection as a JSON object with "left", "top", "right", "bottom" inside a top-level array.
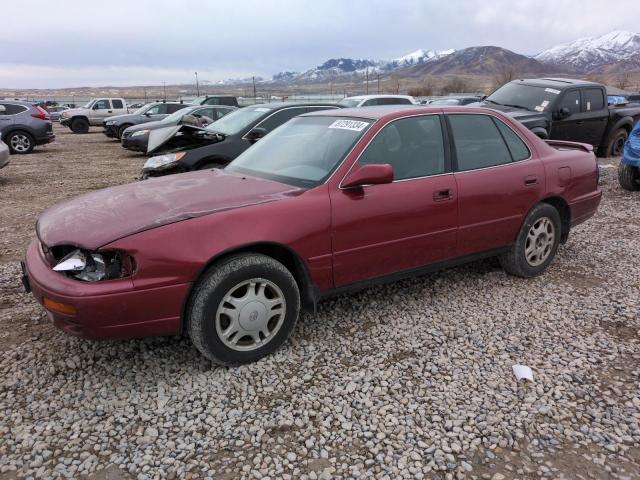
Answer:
[{"left": 217, "top": 30, "right": 639, "bottom": 86}]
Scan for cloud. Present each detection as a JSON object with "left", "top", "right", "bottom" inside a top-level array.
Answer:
[{"left": 1, "top": 0, "right": 637, "bottom": 88}]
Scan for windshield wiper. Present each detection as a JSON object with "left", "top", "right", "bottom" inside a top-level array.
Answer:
[
  {"left": 484, "top": 99, "right": 501, "bottom": 106},
  {"left": 501, "top": 103, "right": 533, "bottom": 111}
]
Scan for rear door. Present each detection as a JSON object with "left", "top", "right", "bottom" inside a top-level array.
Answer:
[
  {"left": 448, "top": 113, "right": 544, "bottom": 256},
  {"left": 330, "top": 114, "right": 458, "bottom": 287},
  {"left": 0, "top": 103, "right": 15, "bottom": 134},
  {"left": 580, "top": 88, "right": 608, "bottom": 148}
]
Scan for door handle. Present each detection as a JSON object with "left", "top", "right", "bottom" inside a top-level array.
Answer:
[
  {"left": 432, "top": 189, "right": 453, "bottom": 201},
  {"left": 524, "top": 176, "right": 538, "bottom": 186},
  {"left": 576, "top": 121, "right": 584, "bottom": 125},
  {"left": 107, "top": 110, "right": 113, "bottom": 113}
]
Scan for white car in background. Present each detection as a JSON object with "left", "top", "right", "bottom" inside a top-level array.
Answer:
[
  {"left": 0, "top": 139, "right": 9, "bottom": 170},
  {"left": 338, "top": 94, "right": 417, "bottom": 107}
]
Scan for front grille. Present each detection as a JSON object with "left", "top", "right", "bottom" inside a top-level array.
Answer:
[{"left": 46, "top": 123, "right": 53, "bottom": 132}]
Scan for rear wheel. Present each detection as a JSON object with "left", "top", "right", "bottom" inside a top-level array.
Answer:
[
  {"left": 499, "top": 203, "right": 561, "bottom": 278},
  {"left": 5, "top": 131, "right": 34, "bottom": 154},
  {"left": 618, "top": 163, "right": 640, "bottom": 191},
  {"left": 70, "top": 117, "right": 89, "bottom": 134},
  {"left": 117, "top": 124, "right": 132, "bottom": 139},
  {"left": 606, "top": 129, "right": 628, "bottom": 157},
  {"left": 187, "top": 254, "right": 300, "bottom": 366}
]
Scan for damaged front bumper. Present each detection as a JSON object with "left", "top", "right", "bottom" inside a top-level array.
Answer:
[{"left": 23, "top": 240, "right": 185, "bottom": 339}]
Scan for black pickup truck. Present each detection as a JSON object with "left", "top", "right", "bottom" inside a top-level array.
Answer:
[{"left": 478, "top": 78, "right": 640, "bottom": 157}]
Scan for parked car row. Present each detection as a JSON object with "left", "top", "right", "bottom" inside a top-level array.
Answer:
[
  {"left": 0, "top": 101, "right": 55, "bottom": 154},
  {"left": 22, "top": 104, "right": 603, "bottom": 366}
]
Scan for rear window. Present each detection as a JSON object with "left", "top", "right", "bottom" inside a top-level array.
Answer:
[
  {"left": 582, "top": 88, "right": 605, "bottom": 111},
  {"left": 494, "top": 119, "right": 530, "bottom": 161}
]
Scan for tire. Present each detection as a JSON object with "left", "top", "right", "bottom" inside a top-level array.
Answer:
[
  {"left": 196, "top": 161, "right": 224, "bottom": 171},
  {"left": 499, "top": 203, "right": 561, "bottom": 278},
  {"left": 117, "top": 124, "right": 132, "bottom": 140},
  {"left": 187, "top": 254, "right": 300, "bottom": 366},
  {"left": 618, "top": 163, "right": 640, "bottom": 191},
  {"left": 70, "top": 117, "right": 90, "bottom": 134},
  {"left": 5, "top": 131, "right": 34, "bottom": 154},
  {"left": 606, "top": 128, "right": 628, "bottom": 157}
]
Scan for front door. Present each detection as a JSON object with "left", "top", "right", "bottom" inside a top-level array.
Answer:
[
  {"left": 330, "top": 114, "right": 458, "bottom": 287},
  {"left": 550, "top": 89, "right": 585, "bottom": 142},
  {"left": 447, "top": 113, "right": 545, "bottom": 256}
]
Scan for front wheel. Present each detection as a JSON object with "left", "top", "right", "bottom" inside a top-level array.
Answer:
[
  {"left": 187, "top": 254, "right": 300, "bottom": 366},
  {"left": 117, "top": 124, "right": 132, "bottom": 139},
  {"left": 499, "top": 203, "right": 561, "bottom": 278},
  {"left": 70, "top": 118, "right": 89, "bottom": 134},
  {"left": 618, "top": 163, "right": 640, "bottom": 191}
]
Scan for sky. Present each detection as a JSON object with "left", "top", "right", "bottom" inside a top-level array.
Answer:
[{"left": 1, "top": 0, "right": 637, "bottom": 89}]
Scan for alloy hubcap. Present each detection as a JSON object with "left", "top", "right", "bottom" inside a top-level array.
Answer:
[
  {"left": 525, "top": 217, "right": 555, "bottom": 266},
  {"left": 215, "top": 278, "right": 286, "bottom": 351},
  {"left": 10, "top": 135, "right": 30, "bottom": 152}
]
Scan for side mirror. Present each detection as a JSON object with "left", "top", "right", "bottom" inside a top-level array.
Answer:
[
  {"left": 246, "top": 127, "right": 267, "bottom": 142},
  {"left": 558, "top": 107, "right": 571, "bottom": 119},
  {"left": 144, "top": 112, "right": 151, "bottom": 117},
  {"left": 0, "top": 105, "right": 5, "bottom": 114},
  {"left": 341, "top": 163, "right": 394, "bottom": 189},
  {"left": 480, "top": 95, "right": 488, "bottom": 101}
]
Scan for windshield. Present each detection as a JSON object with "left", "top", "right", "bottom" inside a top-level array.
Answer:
[
  {"left": 204, "top": 106, "right": 272, "bottom": 136},
  {"left": 338, "top": 98, "right": 362, "bottom": 108},
  {"left": 83, "top": 100, "right": 95, "bottom": 108},
  {"left": 133, "top": 105, "right": 151, "bottom": 115},
  {"left": 226, "top": 116, "right": 371, "bottom": 187},
  {"left": 487, "top": 83, "right": 560, "bottom": 112},
  {"left": 161, "top": 106, "right": 196, "bottom": 123}
]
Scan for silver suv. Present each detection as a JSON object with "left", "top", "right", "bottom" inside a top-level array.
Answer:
[{"left": 0, "top": 101, "right": 55, "bottom": 154}]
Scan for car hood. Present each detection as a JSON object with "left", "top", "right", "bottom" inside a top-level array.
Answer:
[
  {"left": 36, "top": 169, "right": 304, "bottom": 250},
  {"left": 476, "top": 102, "right": 546, "bottom": 123},
  {"left": 147, "top": 124, "right": 219, "bottom": 154},
  {"left": 126, "top": 119, "right": 177, "bottom": 133},
  {"left": 105, "top": 113, "right": 141, "bottom": 123}
]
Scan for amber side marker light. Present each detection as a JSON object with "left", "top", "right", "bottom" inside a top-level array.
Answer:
[{"left": 43, "top": 297, "right": 77, "bottom": 315}]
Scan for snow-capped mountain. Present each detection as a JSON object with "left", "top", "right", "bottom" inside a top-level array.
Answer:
[
  {"left": 385, "top": 49, "right": 455, "bottom": 69},
  {"left": 268, "top": 48, "right": 456, "bottom": 84},
  {"left": 535, "top": 30, "right": 640, "bottom": 72}
]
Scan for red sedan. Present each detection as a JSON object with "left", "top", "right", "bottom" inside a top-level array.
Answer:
[{"left": 23, "top": 106, "right": 602, "bottom": 365}]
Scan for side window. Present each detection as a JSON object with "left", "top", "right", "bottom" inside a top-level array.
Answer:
[
  {"left": 94, "top": 99, "right": 111, "bottom": 109},
  {"left": 204, "top": 98, "right": 221, "bottom": 105},
  {"left": 1, "top": 103, "right": 27, "bottom": 115},
  {"left": 307, "top": 106, "right": 339, "bottom": 113},
  {"left": 257, "top": 108, "right": 307, "bottom": 131},
  {"left": 361, "top": 99, "right": 378, "bottom": 106},
  {"left": 146, "top": 105, "right": 162, "bottom": 115},
  {"left": 167, "top": 104, "right": 184, "bottom": 113},
  {"left": 358, "top": 115, "right": 445, "bottom": 180},
  {"left": 493, "top": 118, "right": 530, "bottom": 161},
  {"left": 112, "top": 99, "right": 124, "bottom": 109},
  {"left": 219, "top": 98, "right": 236, "bottom": 106},
  {"left": 381, "top": 97, "right": 412, "bottom": 105},
  {"left": 449, "top": 114, "right": 512, "bottom": 171},
  {"left": 558, "top": 90, "right": 580, "bottom": 114},
  {"left": 582, "top": 88, "right": 605, "bottom": 111}
]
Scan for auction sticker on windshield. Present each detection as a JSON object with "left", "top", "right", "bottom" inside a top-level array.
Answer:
[
  {"left": 329, "top": 120, "right": 369, "bottom": 131},
  {"left": 544, "top": 88, "right": 561, "bottom": 95}
]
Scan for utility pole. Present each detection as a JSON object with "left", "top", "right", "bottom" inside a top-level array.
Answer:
[
  {"left": 195, "top": 72, "right": 200, "bottom": 96},
  {"left": 252, "top": 76, "right": 257, "bottom": 103},
  {"left": 377, "top": 74, "right": 380, "bottom": 94},
  {"left": 365, "top": 68, "right": 369, "bottom": 95},
  {"left": 143, "top": 87, "right": 147, "bottom": 102},
  {"left": 162, "top": 82, "right": 166, "bottom": 101}
]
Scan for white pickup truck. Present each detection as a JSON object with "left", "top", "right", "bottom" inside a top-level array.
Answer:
[{"left": 60, "top": 98, "right": 129, "bottom": 133}]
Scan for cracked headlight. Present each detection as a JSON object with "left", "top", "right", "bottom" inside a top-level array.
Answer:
[
  {"left": 52, "top": 249, "right": 135, "bottom": 282},
  {"left": 131, "top": 129, "right": 150, "bottom": 137},
  {"left": 143, "top": 152, "right": 186, "bottom": 171}
]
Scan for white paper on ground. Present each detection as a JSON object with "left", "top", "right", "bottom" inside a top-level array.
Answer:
[{"left": 512, "top": 364, "right": 534, "bottom": 382}]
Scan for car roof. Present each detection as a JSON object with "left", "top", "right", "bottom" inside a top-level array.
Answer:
[
  {"left": 515, "top": 78, "right": 601, "bottom": 89},
  {"left": 342, "top": 94, "right": 413, "bottom": 100},
  {"left": 304, "top": 104, "right": 502, "bottom": 121},
  {"left": 246, "top": 102, "right": 339, "bottom": 111},
  {"left": 0, "top": 100, "right": 34, "bottom": 106}
]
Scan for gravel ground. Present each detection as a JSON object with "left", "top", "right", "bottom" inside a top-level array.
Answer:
[{"left": 0, "top": 125, "right": 639, "bottom": 479}]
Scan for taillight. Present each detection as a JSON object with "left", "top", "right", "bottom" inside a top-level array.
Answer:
[{"left": 31, "top": 106, "right": 50, "bottom": 121}]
